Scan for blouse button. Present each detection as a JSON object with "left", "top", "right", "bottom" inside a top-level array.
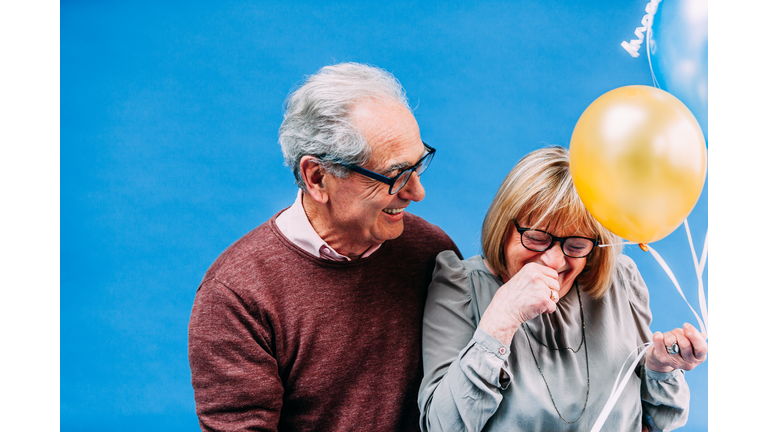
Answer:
[{"left": 499, "top": 347, "right": 506, "bottom": 355}]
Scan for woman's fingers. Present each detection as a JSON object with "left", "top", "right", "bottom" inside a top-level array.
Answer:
[
  {"left": 549, "top": 289, "right": 558, "bottom": 303},
  {"left": 533, "top": 264, "right": 560, "bottom": 290},
  {"left": 647, "top": 325, "right": 708, "bottom": 372},
  {"left": 647, "top": 332, "right": 675, "bottom": 373},
  {"left": 503, "top": 263, "right": 560, "bottom": 318},
  {"left": 664, "top": 329, "right": 692, "bottom": 366},
  {"left": 684, "top": 323, "right": 708, "bottom": 360},
  {"left": 676, "top": 324, "right": 708, "bottom": 369},
  {"left": 480, "top": 263, "right": 562, "bottom": 343}
]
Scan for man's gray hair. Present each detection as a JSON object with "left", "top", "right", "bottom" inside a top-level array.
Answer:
[{"left": 278, "top": 62, "right": 411, "bottom": 191}]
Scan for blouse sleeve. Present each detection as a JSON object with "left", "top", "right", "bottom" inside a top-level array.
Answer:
[
  {"left": 418, "top": 251, "right": 512, "bottom": 432},
  {"left": 621, "top": 255, "right": 691, "bottom": 431}
]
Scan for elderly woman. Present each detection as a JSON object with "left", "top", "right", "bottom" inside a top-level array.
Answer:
[{"left": 418, "top": 146, "right": 706, "bottom": 432}]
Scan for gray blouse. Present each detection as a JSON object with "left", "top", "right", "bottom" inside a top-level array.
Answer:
[{"left": 418, "top": 251, "right": 690, "bottom": 432}]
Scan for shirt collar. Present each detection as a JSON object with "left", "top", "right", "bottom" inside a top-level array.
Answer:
[{"left": 275, "top": 190, "right": 382, "bottom": 261}]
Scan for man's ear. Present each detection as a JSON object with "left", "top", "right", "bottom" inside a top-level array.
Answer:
[{"left": 300, "top": 155, "right": 330, "bottom": 204}]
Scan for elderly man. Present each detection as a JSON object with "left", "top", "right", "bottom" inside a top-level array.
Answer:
[{"left": 188, "top": 62, "right": 461, "bottom": 431}]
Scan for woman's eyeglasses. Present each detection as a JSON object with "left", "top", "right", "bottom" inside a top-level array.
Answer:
[{"left": 513, "top": 220, "right": 598, "bottom": 258}]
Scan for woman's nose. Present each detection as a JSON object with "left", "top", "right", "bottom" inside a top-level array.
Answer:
[{"left": 540, "top": 241, "right": 567, "bottom": 269}]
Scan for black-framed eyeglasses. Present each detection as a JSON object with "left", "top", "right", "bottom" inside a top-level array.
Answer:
[
  {"left": 513, "top": 220, "right": 598, "bottom": 258},
  {"left": 339, "top": 142, "right": 436, "bottom": 195}
]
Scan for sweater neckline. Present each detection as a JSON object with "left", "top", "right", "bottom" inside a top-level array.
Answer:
[{"left": 267, "top": 210, "right": 389, "bottom": 268}]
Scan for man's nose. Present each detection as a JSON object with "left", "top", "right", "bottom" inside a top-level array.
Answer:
[{"left": 398, "top": 172, "right": 426, "bottom": 202}]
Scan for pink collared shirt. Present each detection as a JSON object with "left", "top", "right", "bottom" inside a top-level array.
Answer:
[{"left": 275, "top": 190, "right": 382, "bottom": 261}]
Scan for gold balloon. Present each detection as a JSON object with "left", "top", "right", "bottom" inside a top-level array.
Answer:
[{"left": 569, "top": 85, "right": 707, "bottom": 243}]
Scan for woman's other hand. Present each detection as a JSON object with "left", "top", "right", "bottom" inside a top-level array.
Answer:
[
  {"left": 478, "top": 262, "right": 559, "bottom": 345},
  {"left": 646, "top": 323, "right": 707, "bottom": 373}
]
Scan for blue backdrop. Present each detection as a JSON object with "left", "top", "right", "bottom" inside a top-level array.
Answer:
[{"left": 61, "top": 1, "right": 708, "bottom": 430}]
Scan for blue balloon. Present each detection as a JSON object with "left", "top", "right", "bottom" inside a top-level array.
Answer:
[{"left": 649, "top": 0, "right": 708, "bottom": 144}]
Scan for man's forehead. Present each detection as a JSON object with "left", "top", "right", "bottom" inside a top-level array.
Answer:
[
  {"left": 370, "top": 139, "right": 425, "bottom": 172},
  {"left": 351, "top": 98, "right": 422, "bottom": 171},
  {"left": 350, "top": 97, "right": 411, "bottom": 128}
]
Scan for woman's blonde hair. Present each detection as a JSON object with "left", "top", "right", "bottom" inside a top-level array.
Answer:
[{"left": 481, "top": 146, "right": 621, "bottom": 298}]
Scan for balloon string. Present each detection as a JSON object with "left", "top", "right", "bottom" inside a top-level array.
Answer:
[
  {"left": 598, "top": 241, "right": 637, "bottom": 248},
  {"left": 591, "top": 221, "right": 707, "bottom": 432},
  {"left": 684, "top": 219, "right": 709, "bottom": 338},
  {"left": 592, "top": 221, "right": 709, "bottom": 432},
  {"left": 590, "top": 343, "right": 651, "bottom": 432},
  {"left": 645, "top": 242, "right": 708, "bottom": 338},
  {"left": 645, "top": 13, "right": 660, "bottom": 88},
  {"left": 599, "top": 224, "right": 708, "bottom": 336},
  {"left": 621, "top": 0, "right": 662, "bottom": 58}
]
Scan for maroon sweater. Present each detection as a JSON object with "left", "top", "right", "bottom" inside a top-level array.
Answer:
[{"left": 189, "top": 212, "right": 460, "bottom": 431}]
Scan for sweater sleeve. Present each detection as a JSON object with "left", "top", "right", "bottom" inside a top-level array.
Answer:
[
  {"left": 188, "top": 277, "right": 283, "bottom": 432},
  {"left": 621, "top": 255, "right": 690, "bottom": 431},
  {"left": 418, "top": 251, "right": 511, "bottom": 432}
]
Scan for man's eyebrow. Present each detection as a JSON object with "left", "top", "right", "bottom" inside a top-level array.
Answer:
[
  {"left": 381, "top": 161, "right": 411, "bottom": 175},
  {"left": 380, "top": 146, "right": 428, "bottom": 175}
]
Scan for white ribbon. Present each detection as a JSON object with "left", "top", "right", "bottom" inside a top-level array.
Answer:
[
  {"left": 621, "top": 0, "right": 662, "bottom": 59},
  {"left": 590, "top": 343, "right": 651, "bottom": 432},
  {"left": 590, "top": 218, "right": 708, "bottom": 431},
  {"left": 598, "top": 242, "right": 637, "bottom": 248},
  {"left": 645, "top": 223, "right": 709, "bottom": 337},
  {"left": 684, "top": 219, "right": 709, "bottom": 338}
]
